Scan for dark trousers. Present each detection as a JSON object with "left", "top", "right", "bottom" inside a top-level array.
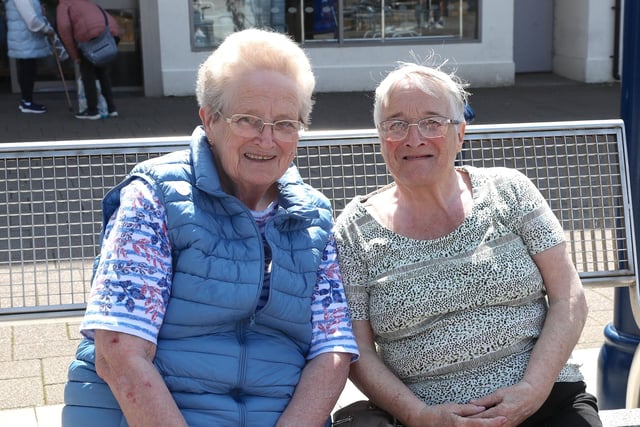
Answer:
[
  {"left": 78, "top": 57, "right": 115, "bottom": 113},
  {"left": 358, "top": 382, "right": 601, "bottom": 427},
  {"left": 519, "top": 381, "right": 602, "bottom": 427},
  {"left": 16, "top": 58, "right": 38, "bottom": 102}
]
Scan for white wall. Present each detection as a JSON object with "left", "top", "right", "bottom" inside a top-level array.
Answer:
[
  {"left": 158, "top": 1, "right": 210, "bottom": 96},
  {"left": 554, "top": 0, "right": 617, "bottom": 83},
  {"left": 585, "top": 0, "right": 617, "bottom": 81},
  {"left": 157, "top": 0, "right": 587, "bottom": 95}
]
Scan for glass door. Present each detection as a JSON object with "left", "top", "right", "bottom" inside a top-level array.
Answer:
[{"left": 97, "top": 0, "right": 142, "bottom": 89}]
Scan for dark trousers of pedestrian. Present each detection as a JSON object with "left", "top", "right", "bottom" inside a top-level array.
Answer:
[
  {"left": 16, "top": 58, "right": 38, "bottom": 102},
  {"left": 79, "top": 56, "right": 116, "bottom": 114}
]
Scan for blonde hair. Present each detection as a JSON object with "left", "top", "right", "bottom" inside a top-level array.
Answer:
[
  {"left": 195, "top": 29, "right": 316, "bottom": 124},
  {"left": 373, "top": 61, "right": 469, "bottom": 126}
]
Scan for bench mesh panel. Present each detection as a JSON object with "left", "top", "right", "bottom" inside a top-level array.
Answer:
[
  {"left": 0, "top": 149, "right": 172, "bottom": 314},
  {"left": 461, "top": 129, "right": 632, "bottom": 281}
]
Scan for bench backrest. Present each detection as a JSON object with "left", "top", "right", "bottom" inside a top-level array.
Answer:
[
  {"left": 0, "top": 120, "right": 636, "bottom": 316},
  {"left": 298, "top": 121, "right": 637, "bottom": 286}
]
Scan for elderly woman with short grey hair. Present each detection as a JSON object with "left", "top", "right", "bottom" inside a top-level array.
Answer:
[
  {"left": 62, "top": 28, "right": 358, "bottom": 427},
  {"left": 335, "top": 61, "right": 601, "bottom": 427}
]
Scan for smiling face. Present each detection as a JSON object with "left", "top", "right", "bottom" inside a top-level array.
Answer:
[
  {"left": 200, "top": 70, "right": 301, "bottom": 207},
  {"left": 378, "top": 78, "right": 465, "bottom": 189}
]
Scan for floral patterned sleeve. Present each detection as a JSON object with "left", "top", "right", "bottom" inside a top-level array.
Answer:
[
  {"left": 80, "top": 179, "right": 172, "bottom": 344},
  {"left": 307, "top": 234, "right": 360, "bottom": 361}
]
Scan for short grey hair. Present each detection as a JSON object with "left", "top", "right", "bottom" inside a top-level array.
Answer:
[
  {"left": 373, "top": 61, "right": 470, "bottom": 126},
  {"left": 195, "top": 28, "right": 316, "bottom": 124}
]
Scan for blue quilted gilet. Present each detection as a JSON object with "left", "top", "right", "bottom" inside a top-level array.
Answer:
[{"left": 62, "top": 127, "right": 333, "bottom": 426}]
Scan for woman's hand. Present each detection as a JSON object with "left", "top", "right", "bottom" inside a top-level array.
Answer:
[
  {"left": 468, "top": 381, "right": 545, "bottom": 426},
  {"left": 406, "top": 401, "right": 507, "bottom": 427}
]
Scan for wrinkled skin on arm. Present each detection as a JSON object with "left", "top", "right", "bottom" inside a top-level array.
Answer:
[
  {"left": 95, "top": 330, "right": 188, "bottom": 427},
  {"left": 277, "top": 352, "right": 352, "bottom": 427}
]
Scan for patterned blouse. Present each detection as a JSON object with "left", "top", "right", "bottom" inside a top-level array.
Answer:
[
  {"left": 81, "top": 178, "right": 359, "bottom": 361},
  {"left": 334, "top": 166, "right": 582, "bottom": 405}
]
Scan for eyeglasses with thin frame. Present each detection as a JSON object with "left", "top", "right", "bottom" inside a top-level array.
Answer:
[
  {"left": 218, "top": 112, "right": 305, "bottom": 142},
  {"left": 378, "top": 116, "right": 462, "bottom": 141}
]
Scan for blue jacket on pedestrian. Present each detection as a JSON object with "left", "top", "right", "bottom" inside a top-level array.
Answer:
[
  {"left": 62, "top": 127, "right": 334, "bottom": 426},
  {"left": 5, "top": 0, "right": 52, "bottom": 59}
]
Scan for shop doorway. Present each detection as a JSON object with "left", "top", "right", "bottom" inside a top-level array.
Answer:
[
  {"left": 513, "top": 0, "right": 553, "bottom": 73},
  {"left": 2, "top": 0, "right": 142, "bottom": 94}
]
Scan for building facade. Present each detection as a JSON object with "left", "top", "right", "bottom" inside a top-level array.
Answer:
[{"left": 0, "top": 0, "right": 622, "bottom": 96}]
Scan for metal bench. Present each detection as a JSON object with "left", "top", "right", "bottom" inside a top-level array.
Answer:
[{"left": 0, "top": 119, "right": 638, "bottom": 410}]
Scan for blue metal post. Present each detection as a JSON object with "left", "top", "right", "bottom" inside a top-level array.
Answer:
[{"left": 597, "top": 0, "right": 640, "bottom": 409}]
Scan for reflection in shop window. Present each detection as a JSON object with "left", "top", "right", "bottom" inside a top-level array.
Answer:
[
  {"left": 189, "top": 0, "right": 477, "bottom": 49},
  {"left": 191, "top": 0, "right": 285, "bottom": 48},
  {"left": 342, "top": 0, "right": 478, "bottom": 40}
]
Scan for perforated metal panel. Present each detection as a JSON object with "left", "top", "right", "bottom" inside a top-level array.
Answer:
[
  {"left": 0, "top": 121, "right": 635, "bottom": 316},
  {"left": 461, "top": 122, "right": 635, "bottom": 285},
  {"left": 0, "top": 140, "right": 184, "bottom": 315},
  {"left": 297, "top": 131, "right": 391, "bottom": 213}
]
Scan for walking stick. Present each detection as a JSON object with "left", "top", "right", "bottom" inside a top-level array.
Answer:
[{"left": 50, "top": 34, "right": 73, "bottom": 113}]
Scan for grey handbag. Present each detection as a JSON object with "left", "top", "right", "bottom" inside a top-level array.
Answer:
[
  {"left": 332, "top": 400, "right": 402, "bottom": 426},
  {"left": 77, "top": 6, "right": 118, "bottom": 67}
]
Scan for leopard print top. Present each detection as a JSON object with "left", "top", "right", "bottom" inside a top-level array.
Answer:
[{"left": 334, "top": 166, "right": 583, "bottom": 405}]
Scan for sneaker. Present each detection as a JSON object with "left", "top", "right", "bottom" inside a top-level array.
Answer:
[
  {"left": 19, "top": 100, "right": 47, "bottom": 114},
  {"left": 75, "top": 110, "right": 102, "bottom": 120},
  {"left": 108, "top": 110, "right": 119, "bottom": 118}
]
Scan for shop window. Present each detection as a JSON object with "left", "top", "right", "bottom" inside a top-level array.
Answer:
[
  {"left": 189, "top": 0, "right": 477, "bottom": 49},
  {"left": 342, "top": 0, "right": 478, "bottom": 40}
]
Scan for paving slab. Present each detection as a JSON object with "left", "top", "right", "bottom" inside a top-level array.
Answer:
[
  {"left": 35, "top": 405, "right": 63, "bottom": 427},
  {"left": 0, "top": 377, "right": 44, "bottom": 409},
  {"left": 0, "top": 360, "right": 40, "bottom": 380},
  {"left": 0, "top": 407, "right": 38, "bottom": 427},
  {"left": 600, "top": 408, "right": 640, "bottom": 427}
]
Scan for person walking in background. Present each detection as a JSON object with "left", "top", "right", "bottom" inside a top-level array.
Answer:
[
  {"left": 4, "top": 0, "right": 54, "bottom": 114},
  {"left": 334, "top": 61, "right": 602, "bottom": 426},
  {"left": 56, "top": 0, "right": 119, "bottom": 120},
  {"left": 61, "top": 28, "right": 358, "bottom": 426}
]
